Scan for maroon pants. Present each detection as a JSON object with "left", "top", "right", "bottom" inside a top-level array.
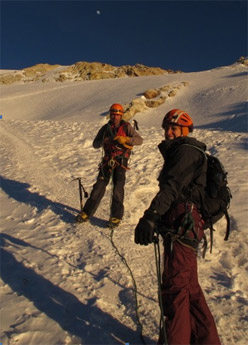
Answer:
[{"left": 158, "top": 203, "right": 221, "bottom": 345}]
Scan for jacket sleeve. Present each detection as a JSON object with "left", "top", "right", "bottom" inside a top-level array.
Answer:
[
  {"left": 147, "top": 145, "right": 204, "bottom": 216},
  {"left": 92, "top": 125, "right": 107, "bottom": 149},
  {"left": 126, "top": 123, "right": 143, "bottom": 146}
]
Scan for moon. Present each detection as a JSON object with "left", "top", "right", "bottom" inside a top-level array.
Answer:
[{"left": 96, "top": 10, "right": 101, "bottom": 15}]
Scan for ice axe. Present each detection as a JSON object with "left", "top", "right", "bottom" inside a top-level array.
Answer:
[
  {"left": 72, "top": 177, "right": 88, "bottom": 212},
  {"left": 132, "top": 119, "right": 139, "bottom": 131}
]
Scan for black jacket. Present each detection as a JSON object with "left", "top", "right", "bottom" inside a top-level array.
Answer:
[{"left": 148, "top": 136, "right": 207, "bottom": 216}]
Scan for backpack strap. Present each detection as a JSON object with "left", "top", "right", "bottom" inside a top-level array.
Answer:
[{"left": 180, "top": 143, "right": 208, "bottom": 158}]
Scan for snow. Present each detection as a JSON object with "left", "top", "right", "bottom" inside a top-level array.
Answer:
[{"left": 0, "top": 63, "right": 248, "bottom": 345}]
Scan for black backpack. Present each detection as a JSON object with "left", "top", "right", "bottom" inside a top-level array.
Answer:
[
  {"left": 203, "top": 154, "right": 232, "bottom": 236},
  {"left": 187, "top": 145, "right": 232, "bottom": 244}
]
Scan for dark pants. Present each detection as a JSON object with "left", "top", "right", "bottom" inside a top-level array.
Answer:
[
  {"left": 83, "top": 165, "right": 126, "bottom": 219},
  {"left": 158, "top": 203, "right": 221, "bottom": 345}
]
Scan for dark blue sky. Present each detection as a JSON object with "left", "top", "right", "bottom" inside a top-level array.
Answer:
[{"left": 1, "top": 0, "right": 247, "bottom": 72}]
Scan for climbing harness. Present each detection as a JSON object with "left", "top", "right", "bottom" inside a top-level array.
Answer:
[
  {"left": 158, "top": 202, "right": 208, "bottom": 256},
  {"left": 98, "top": 121, "right": 133, "bottom": 180},
  {"left": 107, "top": 157, "right": 130, "bottom": 171}
]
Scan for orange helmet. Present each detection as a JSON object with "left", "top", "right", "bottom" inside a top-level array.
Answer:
[
  {"left": 109, "top": 103, "right": 124, "bottom": 116},
  {"left": 162, "top": 109, "right": 193, "bottom": 133}
]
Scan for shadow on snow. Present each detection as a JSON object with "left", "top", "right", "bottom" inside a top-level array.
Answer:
[
  {"left": 0, "top": 233, "right": 154, "bottom": 345},
  {"left": 0, "top": 176, "right": 78, "bottom": 224}
]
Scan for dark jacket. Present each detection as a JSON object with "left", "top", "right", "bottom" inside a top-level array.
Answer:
[{"left": 148, "top": 136, "right": 207, "bottom": 216}]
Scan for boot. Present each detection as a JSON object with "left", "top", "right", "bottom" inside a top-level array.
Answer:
[
  {"left": 107, "top": 217, "right": 121, "bottom": 228},
  {"left": 76, "top": 211, "right": 89, "bottom": 223}
]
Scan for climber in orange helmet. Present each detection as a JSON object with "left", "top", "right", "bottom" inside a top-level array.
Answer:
[{"left": 77, "top": 103, "right": 143, "bottom": 228}]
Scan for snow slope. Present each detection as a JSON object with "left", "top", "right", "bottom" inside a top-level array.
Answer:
[{"left": 0, "top": 62, "right": 248, "bottom": 345}]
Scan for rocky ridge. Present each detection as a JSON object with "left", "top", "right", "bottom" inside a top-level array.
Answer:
[
  {"left": 0, "top": 61, "right": 180, "bottom": 85},
  {"left": 1, "top": 57, "right": 246, "bottom": 122}
]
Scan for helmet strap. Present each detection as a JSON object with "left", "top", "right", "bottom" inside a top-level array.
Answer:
[{"left": 181, "top": 127, "right": 189, "bottom": 136}]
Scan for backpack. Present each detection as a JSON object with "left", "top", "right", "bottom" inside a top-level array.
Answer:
[
  {"left": 186, "top": 145, "right": 232, "bottom": 244},
  {"left": 203, "top": 154, "right": 232, "bottom": 236}
]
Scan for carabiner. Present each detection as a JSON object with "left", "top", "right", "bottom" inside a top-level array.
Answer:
[{"left": 108, "top": 158, "right": 116, "bottom": 168}]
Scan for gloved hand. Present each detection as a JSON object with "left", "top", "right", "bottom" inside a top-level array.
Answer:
[
  {"left": 134, "top": 217, "right": 155, "bottom": 245},
  {"left": 114, "top": 135, "right": 130, "bottom": 145},
  {"left": 114, "top": 136, "right": 133, "bottom": 149}
]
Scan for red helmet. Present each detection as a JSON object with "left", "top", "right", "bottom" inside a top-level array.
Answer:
[
  {"left": 109, "top": 103, "right": 124, "bottom": 116},
  {"left": 162, "top": 109, "right": 193, "bottom": 132}
]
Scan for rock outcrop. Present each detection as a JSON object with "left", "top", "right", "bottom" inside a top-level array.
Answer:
[
  {"left": 23, "top": 63, "right": 60, "bottom": 77},
  {"left": 122, "top": 81, "right": 189, "bottom": 121},
  {"left": 237, "top": 56, "right": 248, "bottom": 66}
]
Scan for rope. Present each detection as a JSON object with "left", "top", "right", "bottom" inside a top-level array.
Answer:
[
  {"left": 109, "top": 228, "right": 146, "bottom": 345},
  {"left": 153, "top": 233, "right": 168, "bottom": 345},
  {"left": 108, "top": 169, "right": 146, "bottom": 345}
]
